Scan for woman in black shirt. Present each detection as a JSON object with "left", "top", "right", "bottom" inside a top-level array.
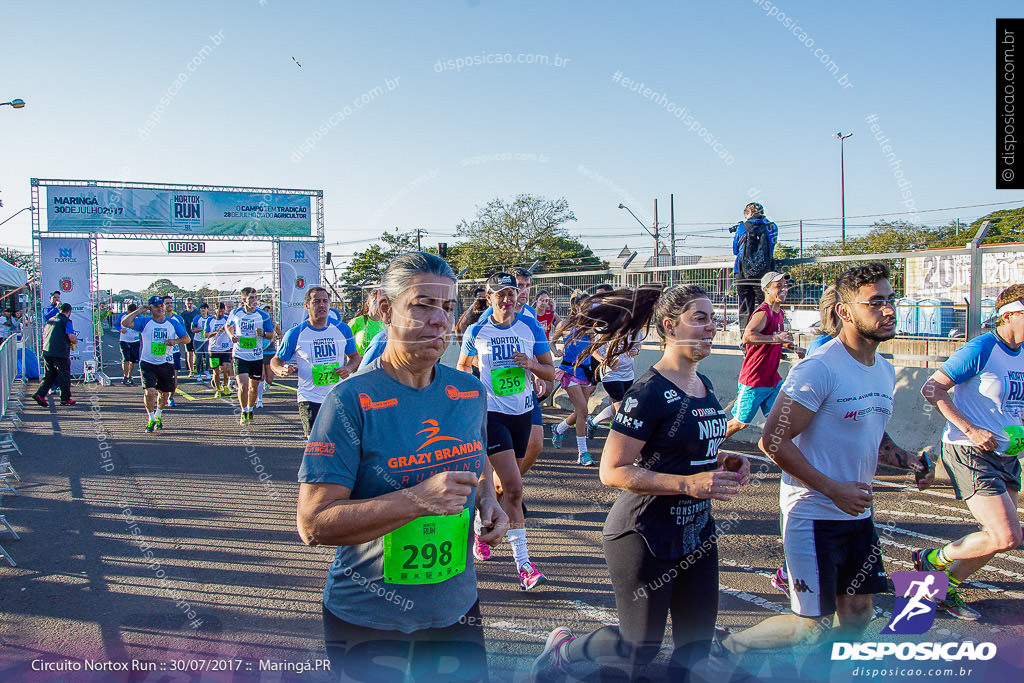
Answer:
[{"left": 532, "top": 284, "right": 750, "bottom": 682}]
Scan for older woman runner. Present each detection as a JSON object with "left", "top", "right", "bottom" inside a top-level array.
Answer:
[
  {"left": 532, "top": 284, "right": 750, "bottom": 682},
  {"left": 297, "top": 252, "right": 508, "bottom": 682}
]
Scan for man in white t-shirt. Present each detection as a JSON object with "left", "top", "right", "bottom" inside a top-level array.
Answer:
[{"left": 722, "top": 262, "right": 934, "bottom": 656}]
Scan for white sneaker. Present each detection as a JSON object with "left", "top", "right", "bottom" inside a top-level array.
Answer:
[{"left": 255, "top": 399, "right": 263, "bottom": 409}]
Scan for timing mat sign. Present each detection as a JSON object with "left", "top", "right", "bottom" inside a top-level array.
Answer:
[{"left": 46, "top": 185, "right": 311, "bottom": 236}]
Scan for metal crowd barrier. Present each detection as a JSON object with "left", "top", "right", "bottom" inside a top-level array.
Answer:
[{"left": 0, "top": 334, "right": 25, "bottom": 566}]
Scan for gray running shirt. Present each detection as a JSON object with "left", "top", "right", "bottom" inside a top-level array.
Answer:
[{"left": 298, "top": 360, "right": 487, "bottom": 632}]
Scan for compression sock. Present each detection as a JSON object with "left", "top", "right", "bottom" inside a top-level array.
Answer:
[
  {"left": 507, "top": 528, "right": 529, "bottom": 569},
  {"left": 257, "top": 381, "right": 265, "bottom": 401},
  {"left": 576, "top": 436, "right": 588, "bottom": 455},
  {"left": 474, "top": 511, "right": 483, "bottom": 535},
  {"left": 554, "top": 420, "right": 570, "bottom": 434},
  {"left": 594, "top": 405, "right": 615, "bottom": 424},
  {"left": 928, "top": 547, "right": 953, "bottom": 570},
  {"left": 154, "top": 409, "right": 162, "bottom": 418}
]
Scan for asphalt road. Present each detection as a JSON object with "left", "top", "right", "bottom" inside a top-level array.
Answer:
[{"left": 0, "top": 332, "right": 1021, "bottom": 682}]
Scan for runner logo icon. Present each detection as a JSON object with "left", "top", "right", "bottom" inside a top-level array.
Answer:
[
  {"left": 883, "top": 571, "right": 948, "bottom": 635},
  {"left": 791, "top": 578, "right": 813, "bottom": 593},
  {"left": 623, "top": 397, "right": 639, "bottom": 413}
]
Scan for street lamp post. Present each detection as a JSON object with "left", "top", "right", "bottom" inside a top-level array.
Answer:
[
  {"left": 0, "top": 206, "right": 34, "bottom": 229},
  {"left": 618, "top": 203, "right": 659, "bottom": 266},
  {"left": 0, "top": 99, "right": 26, "bottom": 109},
  {"left": 834, "top": 131, "right": 852, "bottom": 247}
]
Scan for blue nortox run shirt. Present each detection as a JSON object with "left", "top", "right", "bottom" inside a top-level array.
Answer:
[
  {"left": 205, "top": 315, "right": 232, "bottom": 352},
  {"left": 132, "top": 316, "right": 187, "bottom": 366},
  {"left": 226, "top": 307, "right": 275, "bottom": 361},
  {"left": 940, "top": 331, "right": 1024, "bottom": 455},
  {"left": 276, "top": 320, "right": 357, "bottom": 404},
  {"left": 117, "top": 312, "right": 140, "bottom": 343},
  {"left": 298, "top": 360, "right": 487, "bottom": 633},
  {"left": 461, "top": 312, "right": 549, "bottom": 415},
  {"left": 192, "top": 314, "right": 211, "bottom": 348}
]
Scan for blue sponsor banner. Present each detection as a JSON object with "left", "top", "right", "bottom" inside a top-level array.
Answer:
[{"left": 46, "top": 186, "right": 311, "bottom": 236}]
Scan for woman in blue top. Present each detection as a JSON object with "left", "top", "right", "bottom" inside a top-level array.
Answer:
[{"left": 549, "top": 291, "right": 598, "bottom": 466}]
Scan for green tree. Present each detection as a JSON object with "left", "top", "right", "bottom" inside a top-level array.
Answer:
[
  {"left": 450, "top": 194, "right": 603, "bottom": 277},
  {"left": 339, "top": 229, "right": 420, "bottom": 312},
  {"left": 931, "top": 206, "right": 1024, "bottom": 247},
  {"left": 0, "top": 247, "right": 35, "bottom": 279},
  {"left": 140, "top": 278, "right": 189, "bottom": 303}
]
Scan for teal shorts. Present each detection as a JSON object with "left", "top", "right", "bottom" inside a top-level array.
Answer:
[{"left": 733, "top": 381, "right": 782, "bottom": 424}]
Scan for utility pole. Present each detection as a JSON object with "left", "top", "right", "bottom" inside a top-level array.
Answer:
[
  {"left": 415, "top": 228, "right": 423, "bottom": 251},
  {"left": 653, "top": 198, "right": 660, "bottom": 266},
  {"left": 834, "top": 131, "right": 853, "bottom": 247},
  {"left": 799, "top": 220, "right": 804, "bottom": 259},
  {"left": 669, "top": 194, "right": 676, "bottom": 268}
]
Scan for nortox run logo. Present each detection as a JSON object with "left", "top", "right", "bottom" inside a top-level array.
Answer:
[
  {"left": 55, "top": 247, "right": 76, "bottom": 263},
  {"left": 292, "top": 249, "right": 310, "bottom": 262}
]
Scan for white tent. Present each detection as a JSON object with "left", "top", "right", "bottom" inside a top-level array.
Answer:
[{"left": 0, "top": 259, "right": 27, "bottom": 288}]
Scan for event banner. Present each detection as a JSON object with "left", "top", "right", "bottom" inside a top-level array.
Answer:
[
  {"left": 45, "top": 185, "right": 312, "bottom": 236},
  {"left": 278, "top": 241, "right": 321, "bottom": 332},
  {"left": 905, "top": 251, "right": 1024, "bottom": 301},
  {"left": 38, "top": 237, "right": 95, "bottom": 376}
]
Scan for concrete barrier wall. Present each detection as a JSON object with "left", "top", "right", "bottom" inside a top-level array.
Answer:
[{"left": 439, "top": 341, "right": 946, "bottom": 454}]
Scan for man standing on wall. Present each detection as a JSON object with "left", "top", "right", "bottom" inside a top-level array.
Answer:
[{"left": 732, "top": 202, "right": 779, "bottom": 334}]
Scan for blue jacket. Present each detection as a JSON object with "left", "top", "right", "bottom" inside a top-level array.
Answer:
[{"left": 732, "top": 217, "right": 778, "bottom": 275}]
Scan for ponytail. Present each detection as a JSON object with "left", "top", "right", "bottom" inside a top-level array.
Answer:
[{"left": 563, "top": 284, "right": 710, "bottom": 371}]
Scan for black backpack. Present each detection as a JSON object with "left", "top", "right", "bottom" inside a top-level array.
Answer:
[{"left": 738, "top": 220, "right": 775, "bottom": 279}]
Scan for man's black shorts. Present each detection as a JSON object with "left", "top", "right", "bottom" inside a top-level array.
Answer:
[
  {"left": 119, "top": 341, "right": 140, "bottom": 363},
  {"left": 140, "top": 361, "right": 176, "bottom": 393},
  {"left": 234, "top": 357, "right": 263, "bottom": 380},
  {"left": 210, "top": 352, "right": 231, "bottom": 368}
]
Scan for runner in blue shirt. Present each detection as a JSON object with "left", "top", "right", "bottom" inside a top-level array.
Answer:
[
  {"left": 226, "top": 287, "right": 276, "bottom": 425},
  {"left": 549, "top": 291, "right": 598, "bottom": 465},
  {"left": 205, "top": 303, "right": 234, "bottom": 398},
  {"left": 120, "top": 296, "right": 189, "bottom": 433},
  {"left": 273, "top": 287, "right": 360, "bottom": 437},
  {"left": 915, "top": 283, "right": 1024, "bottom": 621},
  {"left": 162, "top": 295, "right": 185, "bottom": 406}
]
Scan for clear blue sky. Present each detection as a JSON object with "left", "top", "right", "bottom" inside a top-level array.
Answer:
[{"left": 1, "top": 0, "right": 1022, "bottom": 290}]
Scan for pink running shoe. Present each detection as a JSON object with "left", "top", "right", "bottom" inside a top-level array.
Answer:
[
  {"left": 518, "top": 562, "right": 548, "bottom": 591},
  {"left": 771, "top": 567, "right": 791, "bottom": 598},
  {"left": 473, "top": 535, "right": 491, "bottom": 561}
]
